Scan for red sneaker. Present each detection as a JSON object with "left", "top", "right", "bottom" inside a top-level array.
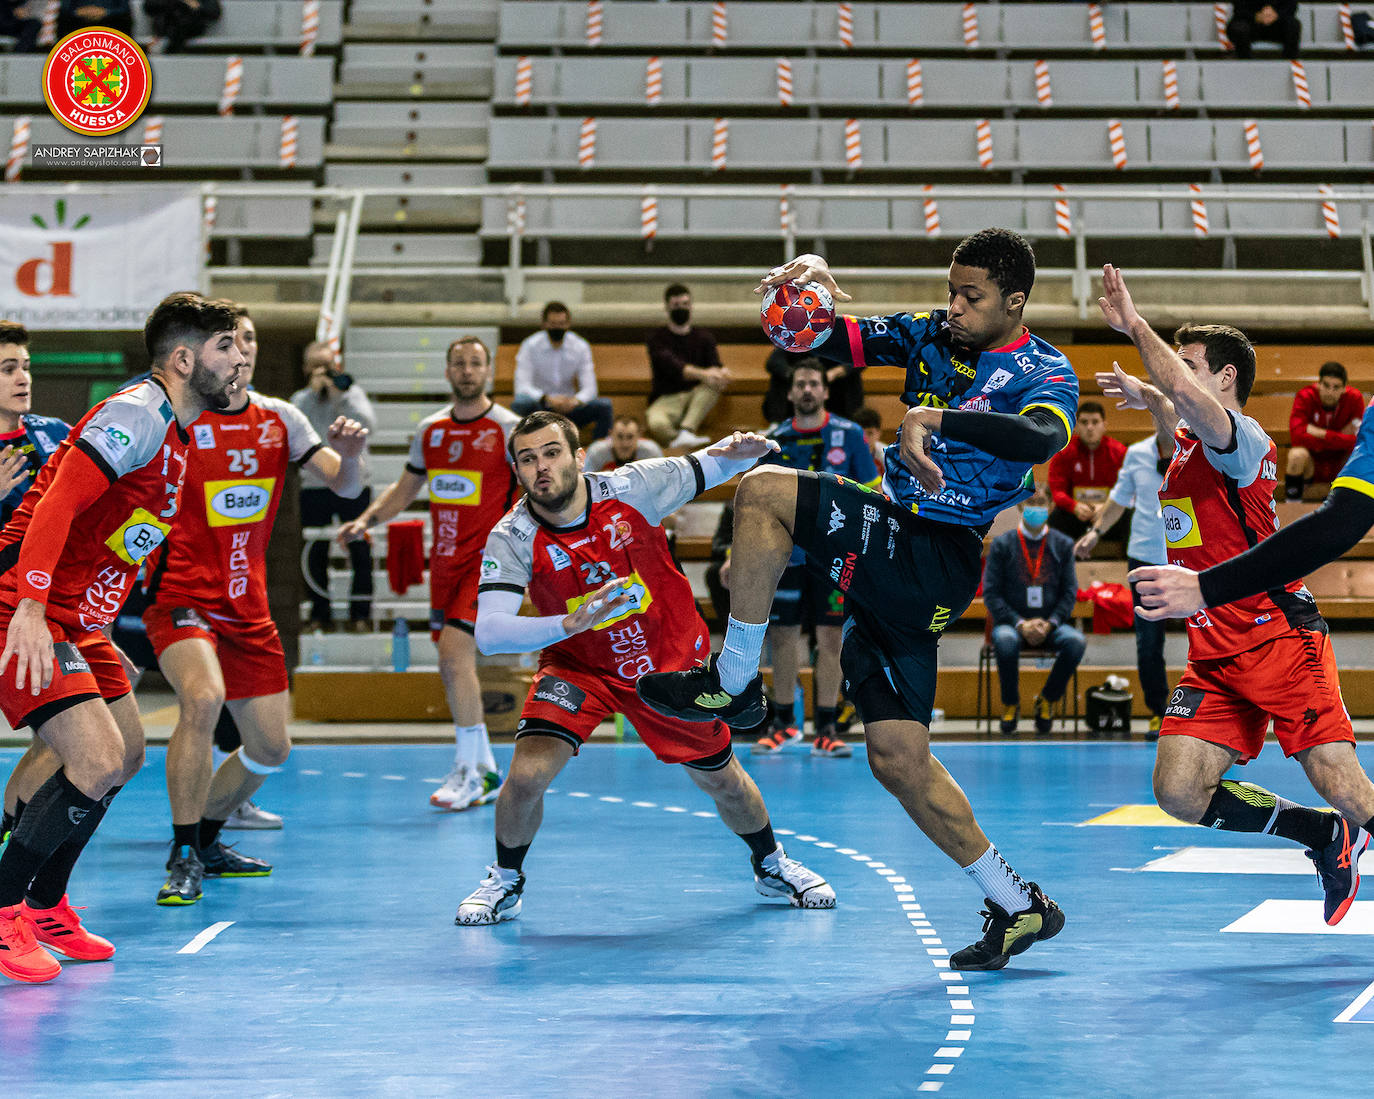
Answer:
[
  {"left": 0, "top": 904, "right": 61, "bottom": 983},
  {"left": 22, "top": 895, "right": 115, "bottom": 961}
]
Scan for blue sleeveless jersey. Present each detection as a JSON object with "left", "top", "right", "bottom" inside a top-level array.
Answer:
[
  {"left": 1331, "top": 397, "right": 1374, "bottom": 499},
  {"left": 817, "top": 309, "right": 1078, "bottom": 528},
  {"left": 0, "top": 413, "right": 70, "bottom": 526}
]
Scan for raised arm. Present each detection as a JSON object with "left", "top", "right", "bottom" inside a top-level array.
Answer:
[{"left": 302, "top": 416, "right": 368, "bottom": 499}]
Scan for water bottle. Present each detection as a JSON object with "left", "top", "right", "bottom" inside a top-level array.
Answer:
[{"left": 391, "top": 617, "right": 410, "bottom": 672}]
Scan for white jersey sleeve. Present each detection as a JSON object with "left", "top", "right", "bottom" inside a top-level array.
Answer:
[
  {"left": 1204, "top": 411, "right": 1272, "bottom": 488},
  {"left": 478, "top": 501, "right": 537, "bottom": 594},
  {"left": 79, "top": 381, "right": 176, "bottom": 479},
  {"left": 586, "top": 456, "right": 701, "bottom": 527},
  {"left": 252, "top": 392, "right": 323, "bottom": 463}
]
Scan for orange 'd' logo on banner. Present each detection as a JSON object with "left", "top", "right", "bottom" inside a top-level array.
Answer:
[{"left": 42, "top": 26, "right": 152, "bottom": 137}]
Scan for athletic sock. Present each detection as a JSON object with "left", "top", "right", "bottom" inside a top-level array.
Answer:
[
  {"left": 1198, "top": 780, "right": 1336, "bottom": 850},
  {"left": 0, "top": 770, "right": 97, "bottom": 907},
  {"left": 475, "top": 723, "right": 498, "bottom": 774},
  {"left": 454, "top": 723, "right": 484, "bottom": 771},
  {"left": 1364, "top": 815, "right": 1374, "bottom": 835},
  {"left": 815, "top": 706, "right": 838, "bottom": 731},
  {"left": 739, "top": 823, "right": 778, "bottom": 865},
  {"left": 172, "top": 822, "right": 199, "bottom": 850},
  {"left": 1285, "top": 475, "right": 1304, "bottom": 501},
  {"left": 771, "top": 700, "right": 795, "bottom": 729},
  {"left": 26, "top": 785, "right": 121, "bottom": 910},
  {"left": 198, "top": 818, "right": 227, "bottom": 851},
  {"left": 495, "top": 839, "right": 529, "bottom": 874},
  {"left": 718, "top": 616, "right": 768, "bottom": 694},
  {"left": 961, "top": 843, "right": 1033, "bottom": 914}
]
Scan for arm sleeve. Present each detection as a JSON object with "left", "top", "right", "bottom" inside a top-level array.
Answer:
[
  {"left": 13, "top": 447, "right": 110, "bottom": 605},
  {"left": 1049, "top": 544, "right": 1078, "bottom": 627},
  {"left": 574, "top": 336, "right": 598, "bottom": 404},
  {"left": 513, "top": 339, "right": 542, "bottom": 403},
  {"left": 1197, "top": 487, "right": 1374, "bottom": 608},
  {"left": 1047, "top": 447, "right": 1075, "bottom": 512},
  {"left": 1290, "top": 390, "right": 1328, "bottom": 451},
  {"left": 1203, "top": 411, "right": 1270, "bottom": 487},
  {"left": 474, "top": 588, "right": 570, "bottom": 655},
  {"left": 939, "top": 406, "right": 1072, "bottom": 465},
  {"left": 1108, "top": 449, "right": 1139, "bottom": 508},
  {"left": 278, "top": 400, "right": 324, "bottom": 463},
  {"left": 405, "top": 427, "right": 427, "bottom": 476},
  {"left": 814, "top": 312, "right": 921, "bottom": 370},
  {"left": 981, "top": 542, "right": 1016, "bottom": 627}
]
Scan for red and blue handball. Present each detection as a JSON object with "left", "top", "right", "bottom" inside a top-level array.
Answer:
[{"left": 760, "top": 280, "right": 836, "bottom": 353}]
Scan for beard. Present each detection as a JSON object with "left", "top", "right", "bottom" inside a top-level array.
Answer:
[
  {"left": 189, "top": 353, "right": 234, "bottom": 411},
  {"left": 452, "top": 377, "right": 487, "bottom": 402},
  {"left": 526, "top": 467, "right": 580, "bottom": 512},
  {"left": 794, "top": 395, "right": 821, "bottom": 415}
]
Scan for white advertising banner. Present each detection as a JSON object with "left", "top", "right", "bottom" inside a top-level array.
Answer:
[{"left": 0, "top": 186, "right": 203, "bottom": 330}]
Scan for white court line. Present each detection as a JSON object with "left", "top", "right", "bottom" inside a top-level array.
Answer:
[
  {"left": 178, "top": 921, "right": 234, "bottom": 955},
  {"left": 1335, "top": 979, "right": 1374, "bottom": 1024}
]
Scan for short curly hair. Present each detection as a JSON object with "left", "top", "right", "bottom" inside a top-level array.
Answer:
[{"left": 950, "top": 228, "right": 1036, "bottom": 301}]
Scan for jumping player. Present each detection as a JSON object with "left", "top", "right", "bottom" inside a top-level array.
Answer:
[
  {"left": 639, "top": 229, "right": 1075, "bottom": 970},
  {"left": 1095, "top": 264, "right": 1374, "bottom": 925},
  {"left": 0, "top": 292, "right": 241, "bottom": 983},
  {"left": 455, "top": 412, "right": 833, "bottom": 924},
  {"left": 145, "top": 304, "right": 367, "bottom": 906},
  {"left": 339, "top": 336, "right": 519, "bottom": 811},
  {"left": 753, "top": 359, "right": 878, "bottom": 758}
]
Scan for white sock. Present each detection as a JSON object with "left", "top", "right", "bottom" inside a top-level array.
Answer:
[
  {"left": 717, "top": 616, "right": 768, "bottom": 694},
  {"left": 454, "top": 723, "right": 484, "bottom": 770},
  {"left": 475, "top": 723, "right": 497, "bottom": 774},
  {"left": 961, "top": 844, "right": 1032, "bottom": 914}
]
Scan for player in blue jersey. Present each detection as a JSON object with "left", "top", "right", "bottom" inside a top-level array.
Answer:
[
  {"left": 641, "top": 229, "right": 1077, "bottom": 970},
  {"left": 754, "top": 359, "right": 878, "bottom": 757}
]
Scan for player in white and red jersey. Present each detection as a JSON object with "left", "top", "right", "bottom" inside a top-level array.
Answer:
[
  {"left": 1098, "top": 264, "right": 1374, "bottom": 928},
  {"left": 0, "top": 292, "right": 242, "bottom": 983},
  {"left": 142, "top": 306, "right": 367, "bottom": 906},
  {"left": 453, "top": 411, "right": 834, "bottom": 925},
  {"left": 339, "top": 336, "right": 519, "bottom": 812}
]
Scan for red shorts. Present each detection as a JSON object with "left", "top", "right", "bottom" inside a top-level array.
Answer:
[
  {"left": 0, "top": 617, "right": 130, "bottom": 731},
  {"left": 429, "top": 556, "right": 480, "bottom": 637},
  {"left": 1160, "top": 628, "right": 1353, "bottom": 762},
  {"left": 518, "top": 663, "right": 732, "bottom": 766},
  {"left": 1313, "top": 453, "right": 1348, "bottom": 484},
  {"left": 143, "top": 604, "right": 289, "bottom": 701}
]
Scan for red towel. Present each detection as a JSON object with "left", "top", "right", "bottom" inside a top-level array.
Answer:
[
  {"left": 1078, "top": 581, "right": 1135, "bottom": 634},
  {"left": 386, "top": 519, "right": 426, "bottom": 595}
]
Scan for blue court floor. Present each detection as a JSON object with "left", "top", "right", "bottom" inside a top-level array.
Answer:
[{"left": 3, "top": 739, "right": 1373, "bottom": 1097}]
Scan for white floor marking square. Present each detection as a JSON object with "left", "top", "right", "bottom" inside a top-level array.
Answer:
[
  {"left": 1335, "top": 979, "right": 1374, "bottom": 1023},
  {"left": 1132, "top": 846, "right": 1370, "bottom": 875},
  {"left": 1221, "top": 899, "right": 1374, "bottom": 935}
]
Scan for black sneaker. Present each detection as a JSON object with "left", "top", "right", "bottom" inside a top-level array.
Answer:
[
  {"left": 949, "top": 882, "right": 1064, "bottom": 971},
  {"left": 199, "top": 842, "right": 273, "bottom": 878},
  {"left": 636, "top": 653, "right": 768, "bottom": 729},
  {"left": 157, "top": 844, "right": 204, "bottom": 906},
  {"left": 1306, "top": 816, "right": 1370, "bottom": 926}
]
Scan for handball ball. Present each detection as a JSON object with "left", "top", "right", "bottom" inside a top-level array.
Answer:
[{"left": 760, "top": 280, "right": 836, "bottom": 353}]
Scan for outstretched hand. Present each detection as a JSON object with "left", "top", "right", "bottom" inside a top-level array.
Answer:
[
  {"left": 327, "top": 416, "right": 369, "bottom": 459},
  {"left": 1098, "top": 264, "right": 1144, "bottom": 336},
  {"left": 754, "top": 253, "right": 852, "bottom": 303},
  {"left": 1096, "top": 362, "right": 1155, "bottom": 412},
  {"left": 706, "top": 431, "right": 781, "bottom": 462}
]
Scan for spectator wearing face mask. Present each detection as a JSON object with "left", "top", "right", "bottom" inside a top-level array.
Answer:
[
  {"left": 512, "top": 302, "right": 613, "bottom": 441},
  {"left": 645, "top": 283, "right": 731, "bottom": 449}
]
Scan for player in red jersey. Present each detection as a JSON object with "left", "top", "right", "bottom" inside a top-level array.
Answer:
[
  {"left": 0, "top": 293, "right": 242, "bottom": 983},
  {"left": 453, "top": 411, "right": 835, "bottom": 924},
  {"left": 1097, "top": 264, "right": 1374, "bottom": 926},
  {"left": 340, "top": 336, "right": 520, "bottom": 812},
  {"left": 143, "top": 305, "right": 367, "bottom": 906}
]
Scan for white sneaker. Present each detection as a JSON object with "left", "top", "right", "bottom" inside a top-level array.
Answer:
[
  {"left": 455, "top": 864, "right": 524, "bottom": 925},
  {"left": 669, "top": 428, "right": 709, "bottom": 449},
  {"left": 474, "top": 770, "right": 504, "bottom": 806},
  {"left": 224, "top": 800, "right": 284, "bottom": 830},
  {"left": 753, "top": 843, "right": 836, "bottom": 908},
  {"left": 430, "top": 765, "right": 483, "bottom": 811}
]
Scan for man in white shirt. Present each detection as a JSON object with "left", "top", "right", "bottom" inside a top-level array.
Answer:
[
  {"left": 512, "top": 302, "right": 613, "bottom": 440},
  {"left": 1074, "top": 430, "right": 1172, "bottom": 737}
]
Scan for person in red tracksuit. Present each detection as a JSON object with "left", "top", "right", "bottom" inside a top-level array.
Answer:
[
  {"left": 1285, "top": 361, "right": 1364, "bottom": 501},
  {"left": 1047, "top": 399, "right": 1127, "bottom": 541}
]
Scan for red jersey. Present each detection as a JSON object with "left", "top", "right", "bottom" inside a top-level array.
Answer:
[
  {"left": 1047, "top": 433, "right": 1128, "bottom": 514},
  {"left": 0, "top": 380, "right": 189, "bottom": 632},
  {"left": 479, "top": 457, "right": 708, "bottom": 683},
  {"left": 147, "top": 392, "right": 322, "bottom": 622},
  {"left": 1159, "top": 411, "right": 1322, "bottom": 660},
  {"left": 1289, "top": 384, "right": 1365, "bottom": 456},
  {"left": 405, "top": 402, "right": 521, "bottom": 578}
]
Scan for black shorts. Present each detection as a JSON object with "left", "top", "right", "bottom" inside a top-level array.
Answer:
[
  {"left": 769, "top": 563, "right": 845, "bottom": 629},
  {"left": 792, "top": 470, "right": 982, "bottom": 726}
]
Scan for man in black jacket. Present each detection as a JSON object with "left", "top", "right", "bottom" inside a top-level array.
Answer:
[
  {"left": 1227, "top": 1, "right": 1302, "bottom": 59},
  {"left": 983, "top": 486, "right": 1084, "bottom": 735}
]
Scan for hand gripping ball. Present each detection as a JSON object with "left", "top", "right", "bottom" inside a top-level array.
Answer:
[{"left": 760, "top": 280, "right": 836, "bottom": 353}]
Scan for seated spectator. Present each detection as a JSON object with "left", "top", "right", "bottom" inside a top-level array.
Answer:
[
  {"left": 851, "top": 405, "right": 886, "bottom": 475},
  {"left": 0, "top": 3, "right": 43, "bottom": 50},
  {"left": 1286, "top": 360, "right": 1364, "bottom": 500},
  {"left": 1048, "top": 400, "right": 1127, "bottom": 541},
  {"left": 646, "top": 283, "right": 731, "bottom": 449},
  {"left": 58, "top": 0, "right": 134, "bottom": 36},
  {"left": 1227, "top": 1, "right": 1301, "bottom": 59},
  {"left": 763, "top": 346, "right": 863, "bottom": 423},
  {"left": 513, "top": 301, "right": 613, "bottom": 441},
  {"left": 983, "top": 487, "right": 1085, "bottom": 736},
  {"left": 143, "top": 0, "right": 222, "bottom": 53},
  {"left": 583, "top": 412, "right": 664, "bottom": 472}
]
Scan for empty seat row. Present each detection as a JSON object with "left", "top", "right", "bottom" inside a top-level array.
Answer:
[
  {"left": 329, "top": 102, "right": 490, "bottom": 153},
  {"left": 338, "top": 44, "right": 495, "bottom": 94},
  {"left": 500, "top": 2, "right": 1364, "bottom": 54},
  {"left": 488, "top": 117, "right": 1374, "bottom": 173},
  {"left": 493, "top": 56, "right": 1374, "bottom": 112},
  {"left": 478, "top": 185, "right": 1374, "bottom": 241},
  {"left": 137, "top": 0, "right": 343, "bottom": 49},
  {"left": 0, "top": 55, "right": 333, "bottom": 109}
]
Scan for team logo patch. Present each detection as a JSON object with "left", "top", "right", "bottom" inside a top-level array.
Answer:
[
  {"left": 428, "top": 469, "right": 481, "bottom": 504},
  {"left": 104, "top": 507, "right": 170, "bottom": 565},
  {"left": 25, "top": 570, "right": 51, "bottom": 590},
  {"left": 1164, "top": 686, "right": 1205, "bottom": 719},
  {"left": 984, "top": 368, "right": 1014, "bottom": 392},
  {"left": 480, "top": 556, "right": 501, "bottom": 581},
  {"left": 1161, "top": 498, "right": 1203, "bottom": 548},
  {"left": 827, "top": 500, "right": 845, "bottom": 535},
  {"left": 193, "top": 423, "right": 215, "bottom": 450},
  {"left": 43, "top": 27, "right": 152, "bottom": 137},
  {"left": 204, "top": 478, "right": 274, "bottom": 527},
  {"left": 171, "top": 607, "right": 211, "bottom": 632},
  {"left": 52, "top": 642, "right": 90, "bottom": 677},
  {"left": 546, "top": 544, "right": 572, "bottom": 571},
  {"left": 532, "top": 676, "right": 586, "bottom": 714},
  {"left": 826, "top": 446, "right": 847, "bottom": 467}
]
